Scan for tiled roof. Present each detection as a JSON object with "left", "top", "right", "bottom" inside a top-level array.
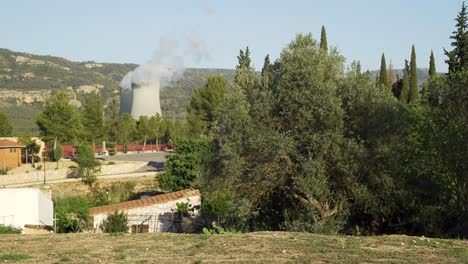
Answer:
[
  {"left": 0, "top": 139, "right": 24, "bottom": 148},
  {"left": 89, "top": 189, "right": 200, "bottom": 216}
]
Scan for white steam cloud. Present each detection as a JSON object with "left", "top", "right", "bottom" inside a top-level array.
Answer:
[{"left": 119, "top": 33, "right": 211, "bottom": 115}]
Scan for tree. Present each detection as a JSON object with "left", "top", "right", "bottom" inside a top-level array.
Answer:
[
  {"left": 149, "top": 114, "right": 164, "bottom": 150},
  {"left": 236, "top": 46, "right": 251, "bottom": 71},
  {"left": 76, "top": 142, "right": 101, "bottom": 186},
  {"left": 186, "top": 76, "right": 229, "bottom": 137},
  {"left": 444, "top": 2, "right": 468, "bottom": 73},
  {"left": 106, "top": 97, "right": 120, "bottom": 142},
  {"left": 136, "top": 115, "right": 151, "bottom": 151},
  {"left": 0, "top": 109, "right": 13, "bottom": 136},
  {"left": 429, "top": 50, "right": 436, "bottom": 77},
  {"left": 157, "top": 138, "right": 209, "bottom": 191},
  {"left": 379, "top": 53, "right": 388, "bottom": 88},
  {"left": 36, "top": 91, "right": 82, "bottom": 144},
  {"left": 320, "top": 25, "right": 328, "bottom": 53},
  {"left": 400, "top": 67, "right": 411, "bottom": 104},
  {"left": 387, "top": 60, "right": 397, "bottom": 87},
  {"left": 261, "top": 54, "right": 274, "bottom": 90},
  {"left": 81, "top": 91, "right": 104, "bottom": 152},
  {"left": 117, "top": 113, "right": 136, "bottom": 153},
  {"left": 409, "top": 45, "right": 419, "bottom": 103},
  {"left": 18, "top": 130, "right": 40, "bottom": 167},
  {"left": 234, "top": 47, "right": 252, "bottom": 83}
]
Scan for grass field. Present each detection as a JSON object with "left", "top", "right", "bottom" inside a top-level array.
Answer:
[{"left": 0, "top": 232, "right": 466, "bottom": 263}]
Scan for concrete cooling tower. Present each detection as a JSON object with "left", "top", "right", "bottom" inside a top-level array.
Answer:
[{"left": 130, "top": 82, "right": 162, "bottom": 119}]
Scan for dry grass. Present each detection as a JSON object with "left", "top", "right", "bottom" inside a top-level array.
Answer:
[
  {"left": 35, "top": 176, "right": 158, "bottom": 198},
  {"left": 0, "top": 232, "right": 466, "bottom": 263}
]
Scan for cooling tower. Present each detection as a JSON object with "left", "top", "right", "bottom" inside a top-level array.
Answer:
[
  {"left": 130, "top": 82, "right": 162, "bottom": 119},
  {"left": 119, "top": 86, "right": 133, "bottom": 114}
]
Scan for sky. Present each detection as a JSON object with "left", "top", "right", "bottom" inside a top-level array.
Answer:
[{"left": 1, "top": 0, "right": 464, "bottom": 72}]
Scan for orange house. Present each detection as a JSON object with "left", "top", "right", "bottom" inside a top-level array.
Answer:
[{"left": 0, "top": 139, "right": 24, "bottom": 170}]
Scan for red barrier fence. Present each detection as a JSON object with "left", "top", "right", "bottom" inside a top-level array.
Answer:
[{"left": 45, "top": 144, "right": 171, "bottom": 157}]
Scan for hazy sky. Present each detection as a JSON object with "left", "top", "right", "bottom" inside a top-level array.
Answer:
[{"left": 1, "top": 0, "right": 463, "bottom": 72}]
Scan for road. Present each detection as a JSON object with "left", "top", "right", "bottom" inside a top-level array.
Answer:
[{"left": 109, "top": 151, "right": 169, "bottom": 172}]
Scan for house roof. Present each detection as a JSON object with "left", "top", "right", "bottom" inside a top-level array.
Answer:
[
  {"left": 0, "top": 139, "right": 24, "bottom": 148},
  {"left": 89, "top": 188, "right": 200, "bottom": 216}
]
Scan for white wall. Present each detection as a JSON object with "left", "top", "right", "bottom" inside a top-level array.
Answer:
[
  {"left": 93, "top": 194, "right": 201, "bottom": 233},
  {"left": 0, "top": 188, "right": 53, "bottom": 228}
]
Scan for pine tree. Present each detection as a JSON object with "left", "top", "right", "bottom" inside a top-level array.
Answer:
[
  {"left": 400, "top": 67, "right": 410, "bottom": 104},
  {"left": 429, "top": 50, "right": 436, "bottom": 77},
  {"left": 320, "top": 25, "right": 328, "bottom": 53},
  {"left": 409, "top": 45, "right": 418, "bottom": 103},
  {"left": 379, "top": 53, "right": 388, "bottom": 88},
  {"left": 444, "top": 2, "right": 468, "bottom": 73}
]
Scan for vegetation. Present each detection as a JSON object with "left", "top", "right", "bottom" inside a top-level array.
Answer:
[
  {"left": 36, "top": 91, "right": 82, "bottom": 144},
  {"left": 76, "top": 142, "right": 101, "bottom": 186},
  {"left": 0, "top": 224, "right": 22, "bottom": 234},
  {"left": 158, "top": 138, "right": 209, "bottom": 191},
  {"left": 100, "top": 210, "right": 129, "bottom": 233},
  {"left": 54, "top": 196, "right": 98, "bottom": 233},
  {"left": 0, "top": 108, "right": 13, "bottom": 136},
  {"left": 186, "top": 76, "right": 229, "bottom": 137},
  {"left": 80, "top": 91, "right": 105, "bottom": 150},
  {"left": 0, "top": 232, "right": 466, "bottom": 263},
  {"left": 165, "top": 5, "right": 467, "bottom": 238}
]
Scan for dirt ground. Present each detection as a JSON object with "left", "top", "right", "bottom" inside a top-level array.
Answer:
[
  {"left": 0, "top": 232, "right": 466, "bottom": 263},
  {"left": 8, "top": 161, "right": 78, "bottom": 174}
]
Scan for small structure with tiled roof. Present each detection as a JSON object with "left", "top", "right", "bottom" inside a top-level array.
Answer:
[
  {"left": 0, "top": 139, "right": 25, "bottom": 170},
  {"left": 89, "top": 188, "right": 201, "bottom": 233}
]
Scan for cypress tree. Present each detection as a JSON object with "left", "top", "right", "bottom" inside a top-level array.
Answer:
[
  {"left": 356, "top": 61, "right": 362, "bottom": 75},
  {"left": 261, "top": 54, "right": 274, "bottom": 89},
  {"left": 400, "top": 66, "right": 410, "bottom": 104},
  {"left": 429, "top": 50, "right": 436, "bottom": 77},
  {"left": 409, "top": 46, "right": 418, "bottom": 103},
  {"left": 320, "top": 25, "right": 328, "bottom": 53},
  {"left": 379, "top": 53, "right": 388, "bottom": 88},
  {"left": 444, "top": 2, "right": 468, "bottom": 73}
]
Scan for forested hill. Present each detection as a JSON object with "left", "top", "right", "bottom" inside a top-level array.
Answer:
[
  {"left": 0, "top": 48, "right": 437, "bottom": 133},
  {"left": 0, "top": 48, "right": 235, "bottom": 133}
]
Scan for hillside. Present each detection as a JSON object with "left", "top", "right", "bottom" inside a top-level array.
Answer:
[
  {"left": 0, "top": 48, "right": 235, "bottom": 133},
  {"left": 0, "top": 232, "right": 466, "bottom": 263}
]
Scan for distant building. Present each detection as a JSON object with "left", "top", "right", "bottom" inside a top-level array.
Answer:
[
  {"left": 0, "top": 139, "right": 24, "bottom": 170},
  {"left": 0, "top": 188, "right": 54, "bottom": 229},
  {"left": 0, "top": 137, "right": 46, "bottom": 163},
  {"left": 89, "top": 189, "right": 201, "bottom": 233}
]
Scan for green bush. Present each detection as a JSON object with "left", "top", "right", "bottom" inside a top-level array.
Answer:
[
  {"left": 100, "top": 210, "right": 129, "bottom": 233},
  {"left": 54, "top": 196, "right": 99, "bottom": 233},
  {"left": 0, "top": 224, "right": 22, "bottom": 234}
]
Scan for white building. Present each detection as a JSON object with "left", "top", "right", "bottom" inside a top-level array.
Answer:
[
  {"left": 89, "top": 189, "right": 201, "bottom": 233},
  {"left": 0, "top": 188, "right": 53, "bottom": 229}
]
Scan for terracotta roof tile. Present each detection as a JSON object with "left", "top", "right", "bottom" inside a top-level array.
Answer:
[
  {"left": 0, "top": 139, "right": 24, "bottom": 148},
  {"left": 89, "top": 189, "right": 200, "bottom": 216}
]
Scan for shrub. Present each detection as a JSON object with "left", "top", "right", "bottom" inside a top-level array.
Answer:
[
  {"left": 0, "top": 168, "right": 7, "bottom": 175},
  {"left": 0, "top": 224, "right": 22, "bottom": 234},
  {"left": 54, "top": 196, "right": 98, "bottom": 233},
  {"left": 100, "top": 210, "right": 129, "bottom": 233}
]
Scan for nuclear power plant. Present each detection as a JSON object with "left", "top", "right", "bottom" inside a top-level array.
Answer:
[
  {"left": 119, "top": 81, "right": 162, "bottom": 119},
  {"left": 131, "top": 82, "right": 162, "bottom": 118}
]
